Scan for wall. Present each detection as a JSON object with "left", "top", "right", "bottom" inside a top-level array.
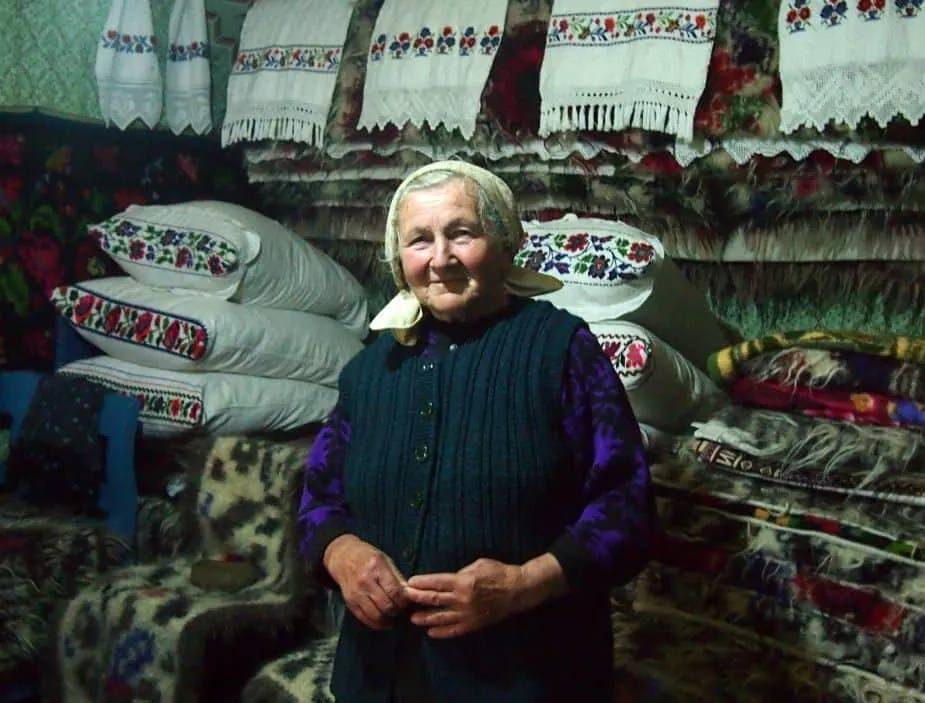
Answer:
[
  {"left": 0, "top": 114, "right": 256, "bottom": 371},
  {"left": 0, "top": 0, "right": 249, "bottom": 127}
]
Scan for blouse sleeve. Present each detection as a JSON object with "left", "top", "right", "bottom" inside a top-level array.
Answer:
[
  {"left": 297, "top": 400, "right": 355, "bottom": 576},
  {"left": 546, "top": 325, "right": 655, "bottom": 593}
]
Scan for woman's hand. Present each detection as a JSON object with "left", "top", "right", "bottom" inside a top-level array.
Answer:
[
  {"left": 323, "top": 534, "right": 410, "bottom": 630},
  {"left": 404, "top": 558, "right": 526, "bottom": 638}
]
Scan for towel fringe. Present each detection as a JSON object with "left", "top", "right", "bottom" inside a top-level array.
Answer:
[
  {"left": 540, "top": 100, "right": 694, "bottom": 141},
  {"left": 222, "top": 116, "right": 324, "bottom": 148}
]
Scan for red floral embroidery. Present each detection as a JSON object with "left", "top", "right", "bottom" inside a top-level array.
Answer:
[{"left": 50, "top": 285, "right": 210, "bottom": 361}]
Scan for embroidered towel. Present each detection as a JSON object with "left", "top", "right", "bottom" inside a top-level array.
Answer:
[
  {"left": 778, "top": 0, "right": 925, "bottom": 133},
  {"left": 539, "top": 0, "right": 720, "bottom": 141},
  {"left": 165, "top": 0, "right": 212, "bottom": 135},
  {"left": 357, "top": 0, "right": 507, "bottom": 140},
  {"left": 96, "top": 0, "right": 163, "bottom": 129},
  {"left": 222, "top": 0, "right": 353, "bottom": 147}
]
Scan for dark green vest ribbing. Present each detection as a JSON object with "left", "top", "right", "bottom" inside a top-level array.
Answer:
[{"left": 331, "top": 299, "right": 613, "bottom": 703}]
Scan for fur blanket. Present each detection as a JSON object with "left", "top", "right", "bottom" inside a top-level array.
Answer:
[
  {"left": 242, "top": 636, "right": 338, "bottom": 703},
  {"left": 47, "top": 437, "right": 313, "bottom": 703}
]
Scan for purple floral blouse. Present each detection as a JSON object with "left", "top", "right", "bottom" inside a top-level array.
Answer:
[{"left": 298, "top": 323, "right": 654, "bottom": 592}]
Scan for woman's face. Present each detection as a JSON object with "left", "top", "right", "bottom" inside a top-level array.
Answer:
[{"left": 398, "top": 179, "right": 510, "bottom": 323}]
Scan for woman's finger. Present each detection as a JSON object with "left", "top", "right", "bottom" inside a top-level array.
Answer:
[
  {"left": 404, "top": 586, "right": 450, "bottom": 608},
  {"left": 375, "top": 568, "right": 410, "bottom": 610},
  {"left": 367, "top": 583, "right": 402, "bottom": 617},
  {"left": 410, "top": 607, "right": 460, "bottom": 628}
]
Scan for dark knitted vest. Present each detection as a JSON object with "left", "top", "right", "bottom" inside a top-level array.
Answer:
[{"left": 332, "top": 299, "right": 613, "bottom": 703}]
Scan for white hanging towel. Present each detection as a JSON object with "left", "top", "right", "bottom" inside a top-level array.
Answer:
[
  {"left": 165, "top": 0, "right": 212, "bottom": 135},
  {"left": 222, "top": 0, "right": 353, "bottom": 148},
  {"left": 96, "top": 0, "right": 163, "bottom": 129},
  {"left": 538, "top": 0, "right": 720, "bottom": 141},
  {"left": 778, "top": 0, "right": 925, "bottom": 133},
  {"left": 356, "top": 0, "right": 507, "bottom": 140}
]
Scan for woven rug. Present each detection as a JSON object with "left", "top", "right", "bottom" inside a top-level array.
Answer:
[{"left": 48, "top": 437, "right": 312, "bottom": 703}]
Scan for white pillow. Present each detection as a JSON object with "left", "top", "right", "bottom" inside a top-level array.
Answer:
[
  {"left": 89, "top": 200, "right": 369, "bottom": 336},
  {"left": 517, "top": 214, "right": 663, "bottom": 322},
  {"left": 58, "top": 356, "right": 338, "bottom": 437},
  {"left": 49, "top": 277, "right": 363, "bottom": 386},
  {"left": 517, "top": 215, "right": 728, "bottom": 371},
  {"left": 590, "top": 320, "right": 726, "bottom": 432}
]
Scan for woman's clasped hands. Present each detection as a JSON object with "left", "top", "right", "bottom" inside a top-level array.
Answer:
[{"left": 323, "top": 535, "right": 526, "bottom": 638}]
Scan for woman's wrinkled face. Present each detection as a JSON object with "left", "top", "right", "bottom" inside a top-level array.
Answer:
[{"left": 398, "top": 179, "right": 509, "bottom": 323}]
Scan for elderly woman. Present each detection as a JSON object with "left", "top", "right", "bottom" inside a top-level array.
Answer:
[{"left": 298, "top": 161, "right": 653, "bottom": 703}]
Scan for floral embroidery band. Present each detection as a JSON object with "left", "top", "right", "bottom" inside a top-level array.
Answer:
[
  {"left": 59, "top": 372, "right": 204, "bottom": 427},
  {"left": 51, "top": 286, "right": 210, "bottom": 361},
  {"left": 99, "top": 31, "right": 157, "bottom": 54},
  {"left": 546, "top": 8, "right": 718, "bottom": 46},
  {"left": 516, "top": 232, "right": 658, "bottom": 283},
  {"left": 168, "top": 41, "right": 210, "bottom": 61},
  {"left": 90, "top": 219, "right": 239, "bottom": 277},
  {"left": 233, "top": 45, "right": 342, "bottom": 74},
  {"left": 369, "top": 25, "right": 502, "bottom": 60},
  {"left": 788, "top": 0, "right": 921, "bottom": 31},
  {"left": 596, "top": 333, "right": 653, "bottom": 384}
]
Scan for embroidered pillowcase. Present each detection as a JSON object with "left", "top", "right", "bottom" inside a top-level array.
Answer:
[
  {"left": 517, "top": 214, "right": 729, "bottom": 371},
  {"left": 58, "top": 356, "right": 338, "bottom": 438},
  {"left": 49, "top": 277, "right": 363, "bottom": 386},
  {"left": 590, "top": 320, "right": 726, "bottom": 433},
  {"left": 89, "top": 200, "right": 369, "bottom": 336}
]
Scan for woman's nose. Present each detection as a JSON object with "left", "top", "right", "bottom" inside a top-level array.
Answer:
[{"left": 431, "top": 239, "right": 454, "bottom": 268}]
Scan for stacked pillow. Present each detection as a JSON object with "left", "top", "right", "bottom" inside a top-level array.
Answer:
[
  {"left": 516, "top": 215, "right": 728, "bottom": 444},
  {"left": 52, "top": 201, "right": 367, "bottom": 438}
]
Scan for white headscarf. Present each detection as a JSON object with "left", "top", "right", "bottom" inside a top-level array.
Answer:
[{"left": 369, "top": 161, "right": 562, "bottom": 344}]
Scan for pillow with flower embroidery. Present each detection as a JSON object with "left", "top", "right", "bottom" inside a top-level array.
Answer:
[
  {"left": 517, "top": 214, "right": 663, "bottom": 320},
  {"left": 88, "top": 200, "right": 368, "bottom": 337},
  {"left": 589, "top": 320, "right": 726, "bottom": 433},
  {"left": 58, "top": 356, "right": 338, "bottom": 438},
  {"left": 49, "top": 276, "right": 363, "bottom": 387},
  {"left": 518, "top": 214, "right": 729, "bottom": 372}
]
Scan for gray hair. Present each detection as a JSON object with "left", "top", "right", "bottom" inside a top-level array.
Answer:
[{"left": 381, "top": 165, "right": 522, "bottom": 288}]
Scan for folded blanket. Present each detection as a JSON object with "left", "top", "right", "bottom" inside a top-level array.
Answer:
[
  {"left": 741, "top": 348, "right": 925, "bottom": 403},
  {"left": 708, "top": 329, "right": 925, "bottom": 384},
  {"left": 691, "top": 405, "right": 924, "bottom": 479},
  {"left": 729, "top": 377, "right": 925, "bottom": 429},
  {"left": 688, "top": 436, "right": 925, "bottom": 507}
]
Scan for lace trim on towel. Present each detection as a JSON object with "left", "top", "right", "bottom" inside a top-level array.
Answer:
[
  {"left": 98, "top": 81, "right": 163, "bottom": 130},
  {"left": 356, "top": 89, "right": 483, "bottom": 141},
  {"left": 222, "top": 102, "right": 328, "bottom": 147},
  {"left": 539, "top": 80, "right": 701, "bottom": 141},
  {"left": 166, "top": 92, "right": 212, "bottom": 136},
  {"left": 672, "top": 138, "right": 925, "bottom": 167},
  {"left": 780, "top": 59, "right": 925, "bottom": 133}
]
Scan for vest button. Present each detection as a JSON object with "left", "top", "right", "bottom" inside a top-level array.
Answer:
[
  {"left": 419, "top": 400, "right": 434, "bottom": 417},
  {"left": 448, "top": 343, "right": 458, "bottom": 351},
  {"left": 402, "top": 547, "right": 416, "bottom": 562},
  {"left": 420, "top": 361, "right": 435, "bottom": 373},
  {"left": 413, "top": 444, "right": 429, "bottom": 462},
  {"left": 410, "top": 491, "right": 424, "bottom": 509}
]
